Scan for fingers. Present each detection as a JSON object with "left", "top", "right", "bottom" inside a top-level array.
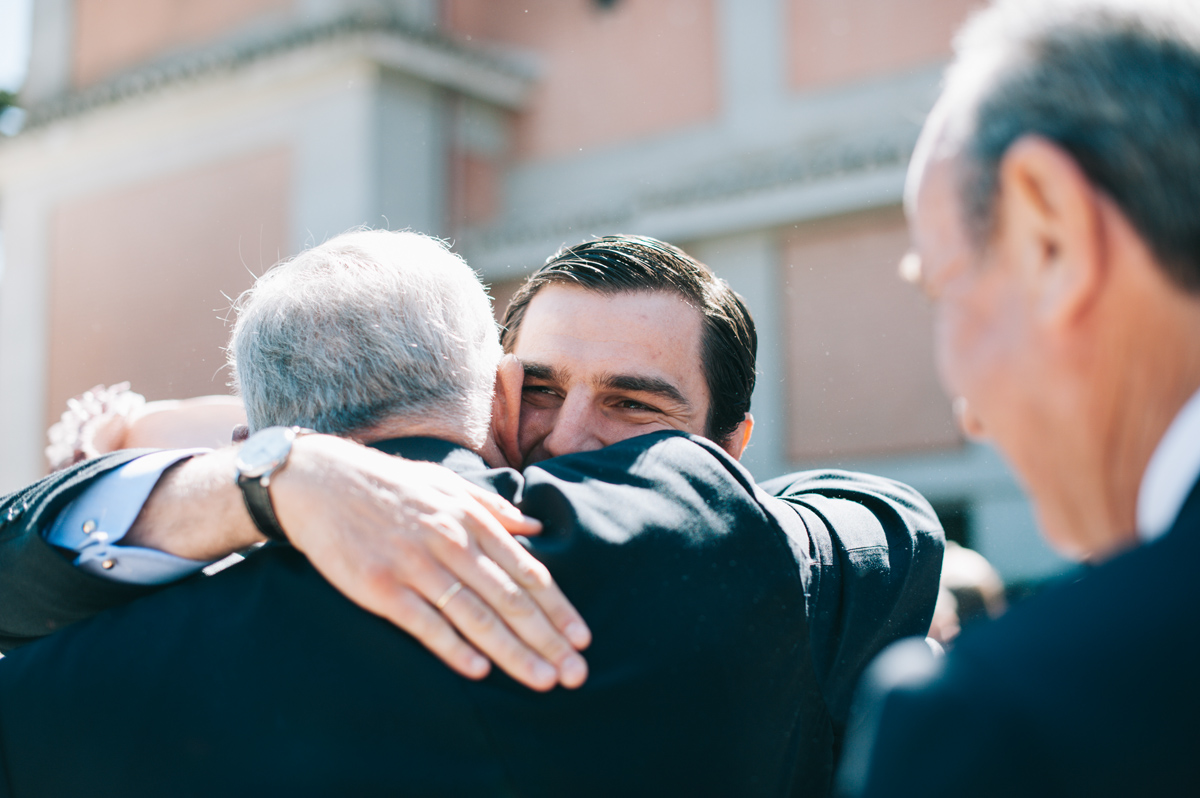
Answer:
[
  {"left": 357, "top": 555, "right": 566, "bottom": 692},
  {"left": 464, "top": 483, "right": 542, "bottom": 536},
  {"left": 430, "top": 577, "right": 564, "bottom": 691},
  {"left": 471, "top": 513, "right": 592, "bottom": 652},
  {"left": 360, "top": 578, "right": 490, "bottom": 682},
  {"left": 465, "top": 554, "right": 589, "bottom": 689},
  {"left": 428, "top": 512, "right": 589, "bottom": 689},
  {"left": 278, "top": 446, "right": 588, "bottom": 691}
]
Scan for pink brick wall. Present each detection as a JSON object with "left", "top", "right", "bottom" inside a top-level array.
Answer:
[
  {"left": 781, "top": 208, "right": 960, "bottom": 459},
  {"left": 72, "top": 0, "right": 293, "bottom": 87},
  {"left": 787, "top": 0, "right": 981, "bottom": 90},
  {"left": 445, "top": 0, "right": 720, "bottom": 160},
  {"left": 47, "top": 147, "right": 291, "bottom": 426}
]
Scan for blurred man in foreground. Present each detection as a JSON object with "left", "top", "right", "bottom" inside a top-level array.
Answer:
[{"left": 840, "top": 1, "right": 1200, "bottom": 795}]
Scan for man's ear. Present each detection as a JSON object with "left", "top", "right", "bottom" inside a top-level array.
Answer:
[
  {"left": 997, "top": 135, "right": 1105, "bottom": 328},
  {"left": 719, "top": 413, "right": 754, "bottom": 461},
  {"left": 492, "top": 354, "right": 524, "bottom": 468}
]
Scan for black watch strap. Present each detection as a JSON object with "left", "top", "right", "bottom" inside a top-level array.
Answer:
[
  {"left": 237, "top": 472, "right": 288, "bottom": 543},
  {"left": 234, "top": 426, "right": 312, "bottom": 544}
]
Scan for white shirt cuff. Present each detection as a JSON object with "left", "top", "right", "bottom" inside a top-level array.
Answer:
[{"left": 45, "top": 449, "right": 215, "bottom": 585}]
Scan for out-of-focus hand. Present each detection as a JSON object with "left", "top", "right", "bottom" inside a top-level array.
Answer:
[
  {"left": 45, "top": 382, "right": 145, "bottom": 471},
  {"left": 273, "top": 434, "right": 591, "bottom": 691},
  {"left": 45, "top": 386, "right": 248, "bottom": 471},
  {"left": 123, "top": 395, "right": 246, "bottom": 450}
]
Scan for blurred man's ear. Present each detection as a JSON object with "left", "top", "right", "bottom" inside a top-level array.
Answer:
[
  {"left": 998, "top": 135, "right": 1105, "bottom": 329},
  {"left": 491, "top": 355, "right": 524, "bottom": 468},
  {"left": 720, "top": 414, "right": 754, "bottom": 461}
]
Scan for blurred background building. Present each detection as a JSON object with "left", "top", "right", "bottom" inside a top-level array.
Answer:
[{"left": 0, "top": 0, "right": 1071, "bottom": 585}]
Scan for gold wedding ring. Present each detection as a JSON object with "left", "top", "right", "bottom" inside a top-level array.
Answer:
[{"left": 434, "top": 581, "right": 464, "bottom": 610}]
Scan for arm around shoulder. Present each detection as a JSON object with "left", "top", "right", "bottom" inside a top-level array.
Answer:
[
  {"left": 0, "top": 451, "right": 157, "bottom": 651},
  {"left": 761, "top": 469, "right": 945, "bottom": 728}
]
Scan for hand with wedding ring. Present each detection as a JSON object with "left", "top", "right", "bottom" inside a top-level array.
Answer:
[
  {"left": 434, "top": 581, "right": 464, "bottom": 610},
  {"left": 270, "top": 435, "right": 591, "bottom": 692}
]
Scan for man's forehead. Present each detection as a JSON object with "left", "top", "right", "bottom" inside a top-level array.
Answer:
[
  {"left": 516, "top": 285, "right": 703, "bottom": 343},
  {"left": 900, "top": 123, "right": 979, "bottom": 292},
  {"left": 527, "top": 282, "right": 698, "bottom": 309},
  {"left": 906, "top": 95, "right": 964, "bottom": 215},
  {"left": 513, "top": 284, "right": 707, "bottom": 389}
]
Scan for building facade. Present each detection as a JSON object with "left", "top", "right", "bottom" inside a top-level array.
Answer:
[{"left": 0, "top": 0, "right": 1070, "bottom": 582}]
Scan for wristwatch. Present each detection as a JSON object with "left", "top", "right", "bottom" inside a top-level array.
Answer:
[{"left": 234, "top": 426, "right": 312, "bottom": 543}]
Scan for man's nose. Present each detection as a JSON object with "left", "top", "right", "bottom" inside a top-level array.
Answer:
[{"left": 543, "top": 395, "right": 605, "bottom": 458}]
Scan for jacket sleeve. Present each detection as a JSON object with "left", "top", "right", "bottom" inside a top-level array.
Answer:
[
  {"left": 0, "top": 451, "right": 164, "bottom": 652},
  {"left": 837, "top": 638, "right": 1027, "bottom": 798},
  {"left": 759, "top": 469, "right": 945, "bottom": 731}
]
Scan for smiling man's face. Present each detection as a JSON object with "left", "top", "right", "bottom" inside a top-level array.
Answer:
[{"left": 508, "top": 284, "right": 714, "bottom": 466}]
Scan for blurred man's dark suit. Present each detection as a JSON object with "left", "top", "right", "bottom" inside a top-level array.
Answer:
[
  {"left": 0, "top": 432, "right": 942, "bottom": 797},
  {"left": 840, "top": 478, "right": 1200, "bottom": 797}
]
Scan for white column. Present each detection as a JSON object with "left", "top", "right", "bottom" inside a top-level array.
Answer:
[
  {"left": 21, "top": 0, "right": 72, "bottom": 103},
  {"left": 717, "top": 0, "right": 787, "bottom": 142},
  {"left": 0, "top": 188, "right": 51, "bottom": 492},
  {"left": 291, "top": 65, "right": 379, "bottom": 249},
  {"left": 690, "top": 230, "right": 789, "bottom": 481},
  {"left": 375, "top": 70, "right": 447, "bottom": 237}
]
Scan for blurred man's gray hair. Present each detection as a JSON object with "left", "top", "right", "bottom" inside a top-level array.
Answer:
[
  {"left": 942, "top": 0, "right": 1200, "bottom": 292},
  {"left": 229, "top": 230, "right": 502, "bottom": 447}
]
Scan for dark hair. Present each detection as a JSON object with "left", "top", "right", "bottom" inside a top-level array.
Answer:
[
  {"left": 500, "top": 235, "right": 757, "bottom": 444},
  {"left": 953, "top": 0, "right": 1200, "bottom": 292}
]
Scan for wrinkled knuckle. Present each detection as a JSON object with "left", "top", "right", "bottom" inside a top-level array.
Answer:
[
  {"left": 462, "top": 598, "right": 495, "bottom": 631},
  {"left": 387, "top": 533, "right": 421, "bottom": 561},
  {"left": 476, "top": 496, "right": 505, "bottom": 515},
  {"left": 415, "top": 511, "right": 443, "bottom": 534},
  {"left": 499, "top": 585, "right": 536, "bottom": 617},
  {"left": 541, "top": 636, "right": 574, "bottom": 662},
  {"left": 521, "top": 653, "right": 551, "bottom": 679},
  {"left": 428, "top": 514, "right": 471, "bottom": 552},
  {"left": 515, "top": 559, "right": 552, "bottom": 590}
]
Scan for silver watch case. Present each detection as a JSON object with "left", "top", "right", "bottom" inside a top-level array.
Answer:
[{"left": 234, "top": 426, "right": 298, "bottom": 486}]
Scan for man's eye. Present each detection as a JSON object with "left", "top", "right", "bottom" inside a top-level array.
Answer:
[
  {"left": 615, "top": 399, "right": 657, "bottom": 413},
  {"left": 522, "top": 385, "right": 561, "bottom": 405}
]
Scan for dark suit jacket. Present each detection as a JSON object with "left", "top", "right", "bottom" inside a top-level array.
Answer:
[
  {"left": 0, "top": 448, "right": 159, "bottom": 650},
  {"left": 0, "top": 432, "right": 942, "bottom": 797},
  {"left": 840, "top": 478, "right": 1200, "bottom": 798}
]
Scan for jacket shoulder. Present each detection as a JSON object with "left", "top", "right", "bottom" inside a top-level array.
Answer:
[
  {"left": 0, "top": 450, "right": 163, "bottom": 651},
  {"left": 851, "top": 521, "right": 1200, "bottom": 797}
]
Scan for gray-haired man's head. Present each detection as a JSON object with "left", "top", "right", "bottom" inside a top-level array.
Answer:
[
  {"left": 904, "top": 0, "right": 1200, "bottom": 559},
  {"left": 229, "top": 230, "right": 502, "bottom": 448},
  {"left": 930, "top": 0, "right": 1200, "bottom": 292}
]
